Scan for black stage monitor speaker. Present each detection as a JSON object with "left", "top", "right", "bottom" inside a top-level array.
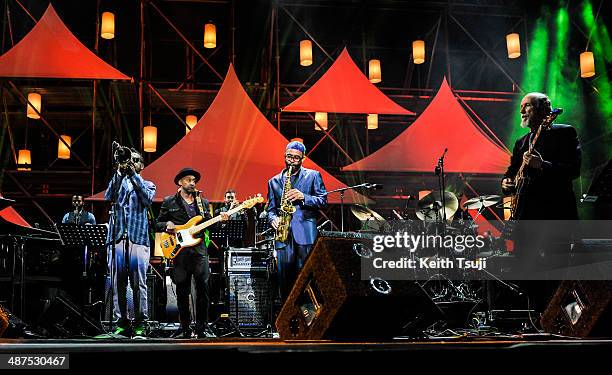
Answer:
[
  {"left": 541, "top": 281, "right": 612, "bottom": 337},
  {"left": 275, "top": 236, "right": 442, "bottom": 340}
]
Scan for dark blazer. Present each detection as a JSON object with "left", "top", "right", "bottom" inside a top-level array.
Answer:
[
  {"left": 156, "top": 192, "right": 212, "bottom": 255},
  {"left": 267, "top": 167, "right": 327, "bottom": 246},
  {"left": 504, "top": 124, "right": 581, "bottom": 219}
]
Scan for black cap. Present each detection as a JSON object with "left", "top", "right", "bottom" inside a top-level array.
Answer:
[{"left": 174, "top": 167, "right": 201, "bottom": 186}]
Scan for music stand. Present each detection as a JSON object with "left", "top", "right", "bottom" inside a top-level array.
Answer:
[
  {"left": 56, "top": 224, "right": 108, "bottom": 305},
  {"left": 210, "top": 220, "right": 246, "bottom": 248}
]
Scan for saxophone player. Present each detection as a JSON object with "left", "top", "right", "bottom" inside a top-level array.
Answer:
[{"left": 267, "top": 141, "right": 327, "bottom": 301}]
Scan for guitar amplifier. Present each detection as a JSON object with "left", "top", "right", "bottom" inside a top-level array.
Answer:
[
  {"left": 227, "top": 273, "right": 270, "bottom": 329},
  {"left": 225, "top": 248, "right": 270, "bottom": 329},
  {"left": 226, "top": 248, "right": 268, "bottom": 272}
]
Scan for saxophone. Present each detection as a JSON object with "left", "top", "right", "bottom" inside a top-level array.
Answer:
[{"left": 275, "top": 165, "right": 296, "bottom": 242}]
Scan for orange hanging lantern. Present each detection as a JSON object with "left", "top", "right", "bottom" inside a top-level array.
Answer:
[
  {"left": 367, "top": 114, "right": 378, "bottom": 130},
  {"left": 26, "top": 92, "right": 42, "bottom": 119},
  {"left": 57, "top": 135, "right": 72, "bottom": 159},
  {"left": 368, "top": 59, "right": 381, "bottom": 83},
  {"left": 204, "top": 23, "right": 216, "bottom": 49},
  {"left": 101, "top": 12, "right": 115, "bottom": 40},
  {"left": 412, "top": 40, "right": 425, "bottom": 64},
  {"left": 143, "top": 126, "right": 157, "bottom": 153},
  {"left": 300, "top": 40, "right": 313, "bottom": 66},
  {"left": 18, "top": 149, "right": 31, "bottom": 171},
  {"left": 185, "top": 115, "right": 197, "bottom": 134},
  {"left": 314, "top": 112, "right": 328, "bottom": 131},
  {"left": 580, "top": 51, "right": 595, "bottom": 78},
  {"left": 506, "top": 33, "right": 521, "bottom": 58}
]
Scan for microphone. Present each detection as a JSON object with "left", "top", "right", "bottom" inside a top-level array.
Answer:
[{"left": 435, "top": 148, "right": 448, "bottom": 175}]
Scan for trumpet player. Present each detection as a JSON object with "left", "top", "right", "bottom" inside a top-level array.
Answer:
[
  {"left": 105, "top": 142, "right": 156, "bottom": 337},
  {"left": 267, "top": 141, "right": 327, "bottom": 301}
]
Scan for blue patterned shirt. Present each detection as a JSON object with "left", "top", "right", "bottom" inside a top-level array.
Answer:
[{"left": 105, "top": 172, "right": 156, "bottom": 246}]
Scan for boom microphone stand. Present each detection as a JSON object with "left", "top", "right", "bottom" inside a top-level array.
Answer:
[{"left": 325, "top": 183, "right": 382, "bottom": 232}]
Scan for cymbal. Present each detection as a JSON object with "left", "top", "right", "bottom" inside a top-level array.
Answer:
[
  {"left": 462, "top": 195, "right": 501, "bottom": 210},
  {"left": 350, "top": 205, "right": 386, "bottom": 231},
  {"left": 416, "top": 191, "right": 459, "bottom": 221}
]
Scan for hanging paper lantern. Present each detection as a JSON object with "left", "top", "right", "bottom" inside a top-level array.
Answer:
[
  {"left": 368, "top": 59, "right": 382, "bottom": 83},
  {"left": 204, "top": 23, "right": 216, "bottom": 49},
  {"left": 412, "top": 40, "right": 425, "bottom": 64},
  {"left": 506, "top": 33, "right": 521, "bottom": 59},
  {"left": 580, "top": 51, "right": 595, "bottom": 78},
  {"left": 26, "top": 92, "right": 42, "bottom": 119},
  {"left": 367, "top": 114, "right": 378, "bottom": 130},
  {"left": 57, "top": 135, "right": 72, "bottom": 160},
  {"left": 101, "top": 12, "right": 115, "bottom": 40},
  {"left": 300, "top": 40, "right": 313, "bottom": 66},
  {"left": 143, "top": 126, "right": 157, "bottom": 153},
  {"left": 17, "top": 149, "right": 31, "bottom": 171},
  {"left": 185, "top": 115, "right": 197, "bottom": 134},
  {"left": 314, "top": 112, "right": 328, "bottom": 131},
  {"left": 290, "top": 137, "right": 304, "bottom": 144}
]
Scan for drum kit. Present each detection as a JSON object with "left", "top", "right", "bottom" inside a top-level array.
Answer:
[{"left": 349, "top": 191, "right": 506, "bottom": 304}]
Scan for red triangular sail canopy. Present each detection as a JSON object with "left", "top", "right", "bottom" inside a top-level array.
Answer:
[
  {"left": 0, "top": 5, "right": 129, "bottom": 80},
  {"left": 283, "top": 48, "right": 414, "bottom": 115},
  {"left": 342, "top": 78, "right": 510, "bottom": 173},
  {"left": 0, "top": 194, "right": 30, "bottom": 227},
  {"left": 92, "top": 65, "right": 367, "bottom": 204}
]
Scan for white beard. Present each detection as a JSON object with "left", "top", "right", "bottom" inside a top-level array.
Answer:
[{"left": 520, "top": 117, "right": 529, "bottom": 128}]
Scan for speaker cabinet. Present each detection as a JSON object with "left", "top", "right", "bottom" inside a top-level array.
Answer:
[
  {"left": 275, "top": 236, "right": 441, "bottom": 340},
  {"left": 541, "top": 281, "right": 612, "bottom": 337}
]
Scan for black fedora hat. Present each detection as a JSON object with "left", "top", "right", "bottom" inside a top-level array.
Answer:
[{"left": 174, "top": 167, "right": 201, "bottom": 185}]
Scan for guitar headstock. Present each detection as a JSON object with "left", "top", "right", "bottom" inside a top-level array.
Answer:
[
  {"left": 242, "top": 193, "right": 264, "bottom": 209},
  {"left": 542, "top": 108, "right": 563, "bottom": 130}
]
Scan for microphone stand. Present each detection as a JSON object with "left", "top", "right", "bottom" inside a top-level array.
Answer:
[
  {"left": 325, "top": 183, "right": 375, "bottom": 232},
  {"left": 105, "top": 170, "right": 124, "bottom": 335}
]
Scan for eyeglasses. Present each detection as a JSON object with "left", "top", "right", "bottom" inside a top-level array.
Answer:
[{"left": 285, "top": 154, "right": 303, "bottom": 161}]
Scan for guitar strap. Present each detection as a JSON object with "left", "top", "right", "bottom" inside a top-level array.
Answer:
[{"left": 195, "top": 193, "right": 211, "bottom": 248}]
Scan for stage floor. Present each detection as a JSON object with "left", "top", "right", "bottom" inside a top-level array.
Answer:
[{"left": 1, "top": 335, "right": 611, "bottom": 364}]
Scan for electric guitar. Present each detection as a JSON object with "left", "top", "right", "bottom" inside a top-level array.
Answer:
[{"left": 160, "top": 194, "right": 263, "bottom": 259}]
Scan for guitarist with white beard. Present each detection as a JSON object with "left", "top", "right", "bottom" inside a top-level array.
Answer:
[{"left": 156, "top": 168, "right": 229, "bottom": 339}]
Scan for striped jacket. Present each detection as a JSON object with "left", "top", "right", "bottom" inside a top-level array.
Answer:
[{"left": 105, "top": 172, "right": 156, "bottom": 246}]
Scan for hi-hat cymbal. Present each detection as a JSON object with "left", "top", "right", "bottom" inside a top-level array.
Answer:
[
  {"left": 350, "top": 205, "right": 386, "bottom": 230},
  {"left": 462, "top": 195, "right": 501, "bottom": 210},
  {"left": 416, "top": 191, "right": 458, "bottom": 221}
]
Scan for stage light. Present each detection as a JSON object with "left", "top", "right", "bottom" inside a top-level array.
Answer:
[
  {"left": 367, "top": 114, "right": 378, "bottom": 130},
  {"left": 412, "top": 40, "right": 425, "bottom": 64},
  {"left": 57, "top": 135, "right": 71, "bottom": 160},
  {"left": 143, "top": 126, "right": 157, "bottom": 153},
  {"left": 315, "top": 112, "right": 328, "bottom": 131},
  {"left": 101, "top": 12, "right": 115, "bottom": 40},
  {"left": 204, "top": 23, "right": 216, "bottom": 49},
  {"left": 185, "top": 115, "right": 197, "bottom": 134},
  {"left": 17, "top": 149, "right": 31, "bottom": 171},
  {"left": 580, "top": 52, "right": 595, "bottom": 78},
  {"left": 368, "top": 59, "right": 381, "bottom": 83},
  {"left": 26, "top": 92, "right": 41, "bottom": 119},
  {"left": 300, "top": 40, "right": 313, "bottom": 66},
  {"left": 506, "top": 33, "right": 521, "bottom": 58}
]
